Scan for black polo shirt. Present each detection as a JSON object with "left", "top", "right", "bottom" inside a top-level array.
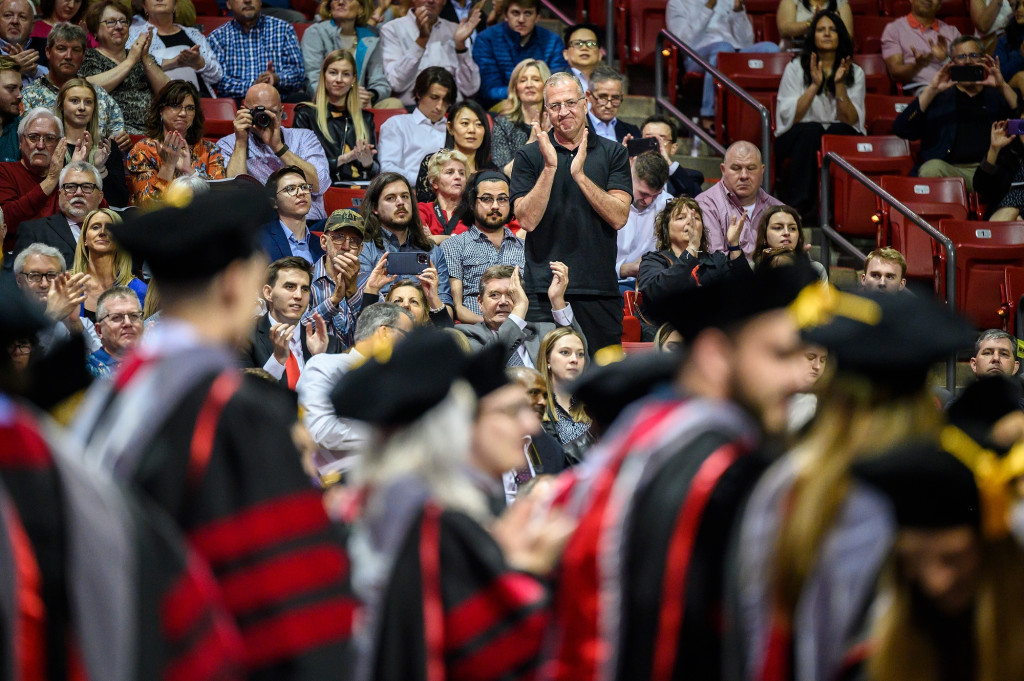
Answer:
[{"left": 510, "top": 126, "right": 632, "bottom": 297}]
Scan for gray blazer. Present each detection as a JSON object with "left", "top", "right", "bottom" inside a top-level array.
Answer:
[
  {"left": 301, "top": 23, "right": 392, "bottom": 101},
  {"left": 456, "top": 315, "right": 587, "bottom": 367}
]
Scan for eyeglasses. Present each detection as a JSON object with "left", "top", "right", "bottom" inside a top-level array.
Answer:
[
  {"left": 384, "top": 325, "right": 407, "bottom": 337},
  {"left": 164, "top": 103, "right": 196, "bottom": 113},
  {"left": 23, "top": 132, "right": 58, "bottom": 145},
  {"left": 327, "top": 233, "right": 362, "bottom": 247},
  {"left": 7, "top": 341, "right": 31, "bottom": 355},
  {"left": 278, "top": 183, "right": 312, "bottom": 196},
  {"left": 476, "top": 194, "right": 510, "bottom": 205},
  {"left": 19, "top": 271, "right": 59, "bottom": 283},
  {"left": 61, "top": 182, "right": 98, "bottom": 195},
  {"left": 100, "top": 18, "right": 129, "bottom": 26},
  {"left": 545, "top": 97, "right": 583, "bottom": 113},
  {"left": 569, "top": 39, "right": 599, "bottom": 48},
  {"left": 593, "top": 94, "right": 623, "bottom": 105},
  {"left": 99, "top": 311, "right": 144, "bottom": 325},
  {"left": 952, "top": 52, "right": 983, "bottom": 63}
]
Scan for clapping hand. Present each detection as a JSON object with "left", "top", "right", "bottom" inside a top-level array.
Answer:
[
  {"left": 833, "top": 56, "right": 852, "bottom": 83},
  {"left": 509, "top": 265, "right": 529, "bottom": 318},
  {"left": 726, "top": 212, "right": 746, "bottom": 250},
  {"left": 45, "top": 272, "right": 89, "bottom": 322},
  {"left": 305, "top": 312, "right": 329, "bottom": 355},
  {"left": 269, "top": 321, "right": 296, "bottom": 364},
  {"left": 547, "top": 261, "right": 569, "bottom": 309},
  {"left": 569, "top": 127, "right": 588, "bottom": 179}
]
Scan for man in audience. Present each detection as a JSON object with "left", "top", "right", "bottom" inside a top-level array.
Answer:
[
  {"left": 12, "top": 241, "right": 97, "bottom": 351},
  {"left": 440, "top": 170, "right": 524, "bottom": 323},
  {"left": 3, "top": 159, "right": 104, "bottom": 269},
  {"left": 358, "top": 171, "right": 455, "bottom": 309},
  {"left": 378, "top": 66, "right": 455, "bottom": 184},
  {"left": 616, "top": 152, "right": 670, "bottom": 291},
  {"left": 207, "top": 0, "right": 305, "bottom": 101},
  {"left": 882, "top": 0, "right": 961, "bottom": 95},
  {"left": 303, "top": 208, "right": 366, "bottom": 348},
  {"left": 641, "top": 114, "right": 705, "bottom": 198},
  {"left": 587, "top": 65, "right": 639, "bottom": 143},
  {"left": 0, "top": 0, "right": 47, "bottom": 87},
  {"left": 0, "top": 107, "right": 62, "bottom": 239},
  {"left": 696, "top": 140, "right": 781, "bottom": 258},
  {"left": 473, "top": 0, "right": 569, "bottom": 108},
  {"left": 21, "top": 23, "right": 127, "bottom": 147},
  {"left": 0, "top": 57, "right": 22, "bottom": 164},
  {"left": 297, "top": 302, "right": 414, "bottom": 476},
  {"left": 260, "top": 165, "right": 324, "bottom": 264},
  {"left": 457, "top": 262, "right": 585, "bottom": 367},
  {"left": 508, "top": 364, "right": 548, "bottom": 419},
  {"left": 970, "top": 329, "right": 1019, "bottom": 377},
  {"left": 86, "top": 284, "right": 144, "bottom": 378},
  {"left": 239, "top": 255, "right": 341, "bottom": 389},
  {"left": 860, "top": 246, "right": 908, "bottom": 293},
  {"left": 219, "top": 83, "right": 330, "bottom": 219},
  {"left": 892, "top": 36, "right": 1014, "bottom": 190},
  {"left": 511, "top": 72, "right": 632, "bottom": 352},
  {"left": 563, "top": 22, "right": 602, "bottom": 93},
  {"left": 379, "top": 0, "right": 480, "bottom": 107}
]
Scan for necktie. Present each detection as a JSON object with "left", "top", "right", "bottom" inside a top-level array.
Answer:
[
  {"left": 284, "top": 351, "right": 301, "bottom": 390},
  {"left": 506, "top": 347, "right": 525, "bottom": 367}
]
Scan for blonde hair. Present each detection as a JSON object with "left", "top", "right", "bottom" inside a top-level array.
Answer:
[
  {"left": 142, "top": 278, "right": 160, "bottom": 319},
  {"left": 536, "top": 326, "right": 590, "bottom": 425},
  {"left": 71, "top": 209, "right": 134, "bottom": 286},
  {"left": 425, "top": 147, "right": 469, "bottom": 188},
  {"left": 55, "top": 78, "right": 101, "bottom": 165},
  {"left": 505, "top": 59, "right": 551, "bottom": 124},
  {"left": 317, "top": 0, "right": 372, "bottom": 23},
  {"left": 311, "top": 50, "right": 368, "bottom": 145}
]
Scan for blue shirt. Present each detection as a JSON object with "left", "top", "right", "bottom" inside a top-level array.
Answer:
[
  {"left": 472, "top": 22, "right": 570, "bottom": 107},
  {"left": 280, "top": 220, "right": 314, "bottom": 263},
  {"left": 359, "top": 228, "right": 454, "bottom": 306},
  {"left": 302, "top": 254, "right": 367, "bottom": 348},
  {"left": 86, "top": 347, "right": 120, "bottom": 379},
  {"left": 589, "top": 112, "right": 618, "bottom": 142},
  {"left": 207, "top": 15, "right": 305, "bottom": 98}
]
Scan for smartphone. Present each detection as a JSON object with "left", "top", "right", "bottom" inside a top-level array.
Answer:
[
  {"left": 1008, "top": 119, "right": 1024, "bottom": 136},
  {"left": 388, "top": 251, "right": 430, "bottom": 276},
  {"left": 949, "top": 64, "right": 985, "bottom": 82},
  {"left": 626, "top": 137, "right": 660, "bottom": 158}
]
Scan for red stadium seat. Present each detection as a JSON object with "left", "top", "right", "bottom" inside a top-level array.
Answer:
[
  {"left": 820, "top": 134, "right": 914, "bottom": 238},
  {"left": 623, "top": 290, "right": 639, "bottom": 316},
  {"left": 879, "top": 176, "right": 969, "bottom": 279},
  {"left": 934, "top": 220, "right": 1024, "bottom": 328},
  {"left": 197, "top": 14, "right": 232, "bottom": 34},
  {"left": 848, "top": 0, "right": 881, "bottom": 14},
  {"left": 864, "top": 93, "right": 913, "bottom": 134},
  {"left": 945, "top": 15, "right": 976, "bottom": 33},
  {"left": 617, "top": 0, "right": 667, "bottom": 67},
  {"left": 292, "top": 22, "right": 312, "bottom": 42},
  {"left": 751, "top": 14, "right": 781, "bottom": 45},
  {"left": 714, "top": 52, "right": 790, "bottom": 145},
  {"left": 622, "top": 315, "right": 642, "bottom": 342},
  {"left": 281, "top": 102, "right": 297, "bottom": 128},
  {"left": 744, "top": 0, "right": 779, "bottom": 13},
  {"left": 200, "top": 97, "right": 236, "bottom": 137},
  {"left": 621, "top": 341, "right": 654, "bottom": 353},
  {"left": 853, "top": 54, "right": 894, "bottom": 95},
  {"left": 852, "top": 15, "right": 894, "bottom": 53},
  {"left": 324, "top": 186, "right": 366, "bottom": 213},
  {"left": 368, "top": 108, "right": 407, "bottom": 138},
  {"left": 191, "top": 0, "right": 221, "bottom": 16}
]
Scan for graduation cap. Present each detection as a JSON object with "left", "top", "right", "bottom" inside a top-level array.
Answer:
[
  {"left": 330, "top": 327, "right": 470, "bottom": 427},
  {"left": 465, "top": 342, "right": 510, "bottom": 399},
  {"left": 109, "top": 182, "right": 275, "bottom": 284},
  {"left": 947, "top": 375, "right": 1024, "bottom": 450},
  {"left": 851, "top": 439, "right": 981, "bottom": 530},
  {"left": 569, "top": 349, "right": 677, "bottom": 429},
  {"left": 0, "top": 279, "right": 49, "bottom": 342}
]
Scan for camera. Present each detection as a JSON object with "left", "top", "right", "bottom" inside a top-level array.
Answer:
[{"left": 250, "top": 105, "right": 272, "bottom": 128}]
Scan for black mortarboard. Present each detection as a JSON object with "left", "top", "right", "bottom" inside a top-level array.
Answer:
[
  {"left": 109, "top": 182, "right": 274, "bottom": 284},
  {"left": 946, "top": 375, "right": 1024, "bottom": 449},
  {"left": 851, "top": 440, "right": 980, "bottom": 530},
  {"left": 569, "top": 349, "right": 677, "bottom": 428},
  {"left": 0, "top": 279, "right": 49, "bottom": 342},
  {"left": 465, "top": 342, "right": 510, "bottom": 399},
  {"left": 655, "top": 261, "right": 817, "bottom": 343},
  {"left": 330, "top": 328, "right": 469, "bottom": 427},
  {"left": 797, "top": 290, "right": 976, "bottom": 392}
]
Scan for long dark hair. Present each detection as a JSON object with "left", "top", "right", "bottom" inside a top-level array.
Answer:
[
  {"left": 753, "top": 205, "right": 807, "bottom": 264},
  {"left": 146, "top": 80, "right": 206, "bottom": 145},
  {"left": 455, "top": 170, "right": 512, "bottom": 228},
  {"left": 443, "top": 99, "right": 492, "bottom": 172},
  {"left": 361, "top": 172, "right": 433, "bottom": 251},
  {"left": 1007, "top": 0, "right": 1024, "bottom": 49},
  {"left": 800, "top": 11, "right": 855, "bottom": 96}
]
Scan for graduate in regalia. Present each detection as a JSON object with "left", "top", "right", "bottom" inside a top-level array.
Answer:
[{"left": 70, "top": 183, "right": 357, "bottom": 681}]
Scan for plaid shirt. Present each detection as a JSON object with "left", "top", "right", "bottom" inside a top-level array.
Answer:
[
  {"left": 440, "top": 224, "right": 524, "bottom": 315},
  {"left": 302, "top": 254, "right": 368, "bottom": 348},
  {"left": 207, "top": 15, "right": 305, "bottom": 98}
]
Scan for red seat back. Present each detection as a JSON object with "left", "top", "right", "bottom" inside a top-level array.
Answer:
[
  {"left": 281, "top": 102, "right": 297, "bottom": 128},
  {"left": 714, "top": 52, "right": 791, "bottom": 145},
  {"left": 852, "top": 16, "right": 893, "bottom": 53},
  {"left": 864, "top": 93, "right": 913, "bottom": 134},
  {"left": 879, "top": 176, "right": 968, "bottom": 279},
  {"left": 293, "top": 22, "right": 311, "bottom": 42},
  {"left": 935, "top": 220, "right": 1024, "bottom": 328},
  {"left": 751, "top": 13, "right": 780, "bottom": 44},
  {"left": 821, "top": 135, "right": 914, "bottom": 238},
  {"left": 1000, "top": 268, "right": 1024, "bottom": 334},
  {"left": 621, "top": 341, "right": 653, "bottom": 354},
  {"left": 619, "top": 0, "right": 667, "bottom": 66},
  {"left": 200, "top": 97, "right": 236, "bottom": 137},
  {"left": 324, "top": 186, "right": 366, "bottom": 213},
  {"left": 368, "top": 108, "right": 408, "bottom": 138},
  {"left": 848, "top": 0, "right": 881, "bottom": 14},
  {"left": 853, "top": 54, "right": 894, "bottom": 95}
]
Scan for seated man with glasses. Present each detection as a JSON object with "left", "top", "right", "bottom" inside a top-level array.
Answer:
[
  {"left": 4, "top": 159, "right": 106, "bottom": 277},
  {"left": 892, "top": 35, "right": 1016, "bottom": 191},
  {"left": 86, "top": 284, "right": 144, "bottom": 379},
  {"left": 302, "top": 208, "right": 368, "bottom": 349},
  {"left": 562, "top": 23, "right": 603, "bottom": 94},
  {"left": 586, "top": 65, "right": 640, "bottom": 144},
  {"left": 261, "top": 165, "right": 324, "bottom": 265}
]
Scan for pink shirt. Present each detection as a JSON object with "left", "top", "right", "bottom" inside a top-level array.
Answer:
[
  {"left": 881, "top": 14, "right": 961, "bottom": 92},
  {"left": 695, "top": 180, "right": 782, "bottom": 258}
]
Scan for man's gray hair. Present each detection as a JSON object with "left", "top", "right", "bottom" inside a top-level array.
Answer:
[
  {"left": 46, "top": 22, "right": 87, "bottom": 50},
  {"left": 13, "top": 242, "right": 65, "bottom": 274},
  {"left": 169, "top": 175, "right": 210, "bottom": 195},
  {"left": 96, "top": 285, "right": 140, "bottom": 321},
  {"left": 353, "top": 302, "right": 413, "bottom": 342},
  {"left": 18, "top": 106, "right": 63, "bottom": 137},
  {"left": 543, "top": 72, "right": 584, "bottom": 103},
  {"left": 974, "top": 329, "right": 1018, "bottom": 357},
  {"left": 59, "top": 160, "right": 103, "bottom": 190},
  {"left": 588, "top": 64, "right": 627, "bottom": 91}
]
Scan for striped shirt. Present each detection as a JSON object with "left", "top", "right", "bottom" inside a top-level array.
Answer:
[
  {"left": 440, "top": 224, "right": 524, "bottom": 315},
  {"left": 207, "top": 15, "right": 305, "bottom": 98},
  {"left": 302, "top": 255, "right": 367, "bottom": 349}
]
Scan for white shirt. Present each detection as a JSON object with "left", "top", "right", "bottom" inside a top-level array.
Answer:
[
  {"left": 588, "top": 111, "right": 617, "bottom": 142},
  {"left": 379, "top": 13, "right": 482, "bottom": 106},
  {"left": 572, "top": 67, "right": 590, "bottom": 95},
  {"left": 378, "top": 108, "right": 449, "bottom": 185},
  {"left": 501, "top": 434, "right": 536, "bottom": 504},
  {"left": 505, "top": 304, "right": 574, "bottom": 369},
  {"left": 261, "top": 313, "right": 305, "bottom": 380},
  {"left": 296, "top": 348, "right": 370, "bottom": 473},
  {"left": 775, "top": 59, "right": 866, "bottom": 136},
  {"left": 666, "top": 0, "right": 755, "bottom": 51},
  {"left": 616, "top": 190, "right": 670, "bottom": 278},
  {"left": 66, "top": 217, "right": 82, "bottom": 244}
]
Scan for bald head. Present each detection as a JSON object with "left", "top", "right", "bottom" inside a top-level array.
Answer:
[
  {"left": 720, "top": 141, "right": 764, "bottom": 205},
  {"left": 724, "top": 141, "right": 762, "bottom": 165},
  {"left": 507, "top": 365, "right": 547, "bottom": 419},
  {"left": 244, "top": 83, "right": 282, "bottom": 110}
]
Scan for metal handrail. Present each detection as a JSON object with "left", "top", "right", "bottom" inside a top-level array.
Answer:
[
  {"left": 538, "top": 0, "right": 574, "bottom": 30},
  {"left": 654, "top": 29, "right": 771, "bottom": 189},
  {"left": 818, "top": 151, "right": 958, "bottom": 390},
  {"left": 605, "top": 0, "right": 613, "bottom": 65}
]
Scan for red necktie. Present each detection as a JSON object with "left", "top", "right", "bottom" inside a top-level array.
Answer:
[{"left": 284, "top": 351, "right": 300, "bottom": 390}]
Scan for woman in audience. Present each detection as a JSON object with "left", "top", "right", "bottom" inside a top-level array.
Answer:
[
  {"left": 752, "top": 205, "right": 828, "bottom": 279},
  {"left": 362, "top": 254, "right": 455, "bottom": 327},
  {"left": 301, "top": 0, "right": 396, "bottom": 106},
  {"left": 776, "top": 0, "right": 853, "bottom": 51},
  {"left": 653, "top": 323, "right": 683, "bottom": 352},
  {"left": 28, "top": 0, "right": 92, "bottom": 59},
  {"left": 974, "top": 118, "right": 1024, "bottom": 220},
  {"left": 126, "top": 79, "right": 226, "bottom": 205},
  {"left": 80, "top": 0, "right": 169, "bottom": 135},
  {"left": 126, "top": 0, "right": 222, "bottom": 98},
  {"left": 293, "top": 49, "right": 379, "bottom": 184},
  {"left": 636, "top": 196, "right": 749, "bottom": 327},
  {"left": 491, "top": 58, "right": 551, "bottom": 174},
  {"left": 415, "top": 99, "right": 495, "bottom": 203},
  {"left": 538, "top": 326, "right": 592, "bottom": 459},
  {"left": 70, "top": 208, "right": 147, "bottom": 322},
  {"left": 417, "top": 148, "right": 470, "bottom": 240},
  {"left": 55, "top": 78, "right": 130, "bottom": 207},
  {"left": 974, "top": 0, "right": 1015, "bottom": 54},
  {"left": 996, "top": 0, "right": 1024, "bottom": 90},
  {"left": 775, "top": 10, "right": 864, "bottom": 223}
]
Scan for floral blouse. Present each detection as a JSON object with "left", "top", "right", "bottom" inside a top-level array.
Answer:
[
  {"left": 79, "top": 49, "right": 153, "bottom": 135},
  {"left": 126, "top": 137, "right": 226, "bottom": 205}
]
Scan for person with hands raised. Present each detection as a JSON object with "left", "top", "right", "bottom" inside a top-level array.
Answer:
[
  {"left": 303, "top": 208, "right": 368, "bottom": 348},
  {"left": 775, "top": 10, "right": 864, "bottom": 222},
  {"left": 882, "top": 0, "right": 961, "bottom": 93},
  {"left": 893, "top": 35, "right": 1016, "bottom": 192},
  {"left": 381, "top": 268, "right": 455, "bottom": 327},
  {"left": 974, "top": 118, "right": 1024, "bottom": 219}
]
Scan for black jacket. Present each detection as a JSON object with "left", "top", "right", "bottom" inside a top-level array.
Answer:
[
  {"left": 4, "top": 213, "right": 78, "bottom": 276},
  {"left": 636, "top": 248, "right": 752, "bottom": 325},
  {"left": 974, "top": 138, "right": 1024, "bottom": 216},
  {"left": 238, "top": 312, "right": 343, "bottom": 386},
  {"left": 292, "top": 104, "right": 379, "bottom": 184}
]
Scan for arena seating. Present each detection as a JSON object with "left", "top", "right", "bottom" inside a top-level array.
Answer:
[{"left": 879, "top": 176, "right": 969, "bottom": 279}]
